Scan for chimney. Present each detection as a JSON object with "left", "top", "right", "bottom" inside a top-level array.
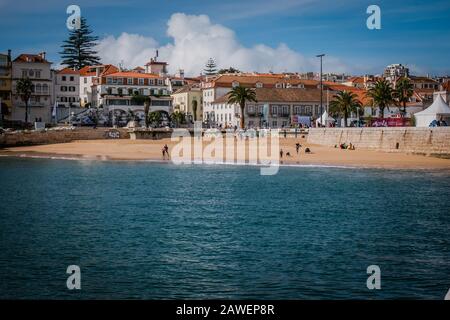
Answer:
[
  {"left": 7, "top": 49, "right": 11, "bottom": 62},
  {"left": 39, "top": 51, "right": 46, "bottom": 60}
]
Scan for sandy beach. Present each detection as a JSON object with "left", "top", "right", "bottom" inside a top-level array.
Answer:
[{"left": 2, "top": 136, "right": 450, "bottom": 170}]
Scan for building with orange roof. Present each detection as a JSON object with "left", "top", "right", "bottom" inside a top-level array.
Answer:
[
  {"left": 79, "top": 64, "right": 119, "bottom": 107},
  {"left": 209, "top": 87, "right": 329, "bottom": 128},
  {"left": 11, "top": 52, "right": 54, "bottom": 123},
  {"left": 94, "top": 70, "right": 172, "bottom": 116},
  {"left": 201, "top": 73, "right": 323, "bottom": 124}
]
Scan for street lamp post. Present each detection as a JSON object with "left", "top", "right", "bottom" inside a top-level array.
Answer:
[{"left": 316, "top": 54, "right": 325, "bottom": 127}]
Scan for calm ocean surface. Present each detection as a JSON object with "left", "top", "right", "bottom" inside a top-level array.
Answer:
[{"left": 0, "top": 157, "right": 449, "bottom": 299}]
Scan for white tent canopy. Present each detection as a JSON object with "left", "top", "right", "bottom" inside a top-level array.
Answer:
[
  {"left": 316, "top": 111, "right": 335, "bottom": 126},
  {"left": 415, "top": 95, "right": 450, "bottom": 127}
]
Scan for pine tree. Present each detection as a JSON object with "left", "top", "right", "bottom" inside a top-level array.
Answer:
[
  {"left": 204, "top": 58, "right": 217, "bottom": 75},
  {"left": 60, "top": 17, "right": 101, "bottom": 70}
]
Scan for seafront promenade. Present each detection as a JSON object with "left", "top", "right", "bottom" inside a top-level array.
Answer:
[{"left": 1, "top": 127, "right": 450, "bottom": 170}]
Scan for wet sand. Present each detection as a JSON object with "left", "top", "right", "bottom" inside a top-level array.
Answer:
[{"left": 2, "top": 136, "right": 450, "bottom": 170}]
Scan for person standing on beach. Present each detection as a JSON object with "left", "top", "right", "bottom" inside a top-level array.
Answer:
[
  {"left": 162, "top": 147, "right": 166, "bottom": 160},
  {"left": 280, "top": 149, "right": 284, "bottom": 159},
  {"left": 164, "top": 144, "right": 169, "bottom": 158},
  {"left": 295, "top": 143, "right": 301, "bottom": 155}
]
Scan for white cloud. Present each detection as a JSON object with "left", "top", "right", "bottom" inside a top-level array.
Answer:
[{"left": 95, "top": 12, "right": 349, "bottom": 76}]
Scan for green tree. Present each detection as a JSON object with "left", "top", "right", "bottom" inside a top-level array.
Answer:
[
  {"left": 131, "top": 94, "right": 151, "bottom": 128},
  {"left": 16, "top": 77, "right": 33, "bottom": 124},
  {"left": 60, "top": 17, "right": 101, "bottom": 69},
  {"left": 170, "top": 111, "right": 186, "bottom": 127},
  {"left": 393, "top": 77, "right": 414, "bottom": 117},
  {"left": 367, "top": 79, "right": 394, "bottom": 118},
  {"left": 148, "top": 111, "right": 162, "bottom": 128},
  {"left": 218, "top": 67, "right": 240, "bottom": 74},
  {"left": 204, "top": 58, "right": 217, "bottom": 76},
  {"left": 227, "top": 86, "right": 257, "bottom": 129},
  {"left": 329, "top": 91, "right": 362, "bottom": 127}
]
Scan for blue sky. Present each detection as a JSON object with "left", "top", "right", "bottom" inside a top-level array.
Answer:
[{"left": 1, "top": 0, "right": 449, "bottom": 75}]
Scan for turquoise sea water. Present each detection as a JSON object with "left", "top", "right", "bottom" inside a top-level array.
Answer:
[{"left": 0, "top": 157, "right": 449, "bottom": 299}]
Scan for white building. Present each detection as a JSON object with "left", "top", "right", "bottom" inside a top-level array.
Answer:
[
  {"left": 211, "top": 88, "right": 327, "bottom": 129},
  {"left": 79, "top": 64, "right": 119, "bottom": 108},
  {"left": 11, "top": 52, "right": 53, "bottom": 123},
  {"left": 94, "top": 71, "right": 172, "bottom": 115},
  {"left": 384, "top": 64, "right": 409, "bottom": 81},
  {"left": 55, "top": 68, "right": 80, "bottom": 108}
]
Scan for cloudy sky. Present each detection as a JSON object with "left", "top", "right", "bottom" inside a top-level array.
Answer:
[{"left": 1, "top": 0, "right": 449, "bottom": 76}]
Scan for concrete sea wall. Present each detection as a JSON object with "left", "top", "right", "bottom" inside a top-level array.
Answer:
[
  {"left": 0, "top": 128, "right": 130, "bottom": 148},
  {"left": 307, "top": 127, "right": 450, "bottom": 155}
]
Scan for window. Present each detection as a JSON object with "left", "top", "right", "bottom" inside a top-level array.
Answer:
[
  {"left": 256, "top": 82, "right": 263, "bottom": 88},
  {"left": 148, "top": 79, "right": 154, "bottom": 85},
  {"left": 158, "top": 79, "right": 163, "bottom": 85},
  {"left": 282, "top": 105, "right": 289, "bottom": 116},
  {"left": 106, "top": 78, "right": 113, "bottom": 85},
  {"left": 117, "top": 78, "right": 123, "bottom": 85},
  {"left": 62, "top": 76, "right": 67, "bottom": 81},
  {"left": 127, "top": 78, "right": 133, "bottom": 85},
  {"left": 314, "top": 105, "right": 319, "bottom": 115},
  {"left": 83, "top": 87, "right": 87, "bottom": 94},
  {"left": 232, "top": 81, "right": 239, "bottom": 88},
  {"left": 35, "top": 70, "right": 41, "bottom": 78},
  {"left": 61, "top": 86, "right": 67, "bottom": 92},
  {"left": 247, "top": 105, "right": 255, "bottom": 114},
  {"left": 84, "top": 78, "right": 87, "bottom": 84},
  {"left": 275, "top": 83, "right": 282, "bottom": 88},
  {"left": 300, "top": 106, "right": 305, "bottom": 115},
  {"left": 272, "top": 120, "right": 278, "bottom": 127},
  {"left": 305, "top": 106, "right": 312, "bottom": 115},
  {"left": 42, "top": 84, "right": 48, "bottom": 93},
  {"left": 271, "top": 105, "right": 278, "bottom": 115},
  {"left": 69, "top": 86, "right": 75, "bottom": 92},
  {"left": 128, "top": 88, "right": 133, "bottom": 95},
  {"left": 22, "top": 69, "right": 27, "bottom": 78},
  {"left": 35, "top": 84, "right": 42, "bottom": 93},
  {"left": 138, "top": 78, "right": 144, "bottom": 85},
  {"left": 70, "top": 76, "right": 74, "bottom": 81},
  {"left": 28, "top": 69, "right": 34, "bottom": 77}
]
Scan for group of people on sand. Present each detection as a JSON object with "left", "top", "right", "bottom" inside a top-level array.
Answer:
[
  {"left": 279, "top": 142, "right": 311, "bottom": 159},
  {"left": 337, "top": 142, "right": 355, "bottom": 150},
  {"left": 162, "top": 144, "right": 170, "bottom": 160}
]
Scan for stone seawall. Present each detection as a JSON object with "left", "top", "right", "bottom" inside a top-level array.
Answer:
[
  {"left": 307, "top": 127, "right": 450, "bottom": 155},
  {"left": 0, "top": 128, "right": 130, "bottom": 148}
]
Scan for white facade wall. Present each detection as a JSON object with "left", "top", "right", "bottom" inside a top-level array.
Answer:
[
  {"left": 79, "top": 75, "right": 95, "bottom": 107},
  {"left": 55, "top": 73, "right": 80, "bottom": 108},
  {"left": 11, "top": 60, "right": 53, "bottom": 123}
]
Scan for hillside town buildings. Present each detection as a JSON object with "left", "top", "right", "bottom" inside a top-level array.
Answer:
[{"left": 0, "top": 49, "right": 448, "bottom": 128}]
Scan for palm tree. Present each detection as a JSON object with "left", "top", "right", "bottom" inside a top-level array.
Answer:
[
  {"left": 393, "top": 77, "right": 414, "bottom": 117},
  {"left": 227, "top": 86, "right": 257, "bottom": 129},
  {"left": 131, "top": 93, "right": 151, "bottom": 127},
  {"left": 329, "top": 91, "right": 362, "bottom": 127},
  {"left": 148, "top": 111, "right": 162, "bottom": 128},
  {"left": 16, "top": 78, "right": 33, "bottom": 124},
  {"left": 367, "top": 79, "right": 394, "bottom": 118},
  {"left": 170, "top": 111, "right": 186, "bottom": 127}
]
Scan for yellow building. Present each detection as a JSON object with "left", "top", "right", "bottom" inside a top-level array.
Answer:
[
  {"left": 0, "top": 50, "right": 12, "bottom": 122},
  {"left": 171, "top": 84, "right": 203, "bottom": 122}
]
